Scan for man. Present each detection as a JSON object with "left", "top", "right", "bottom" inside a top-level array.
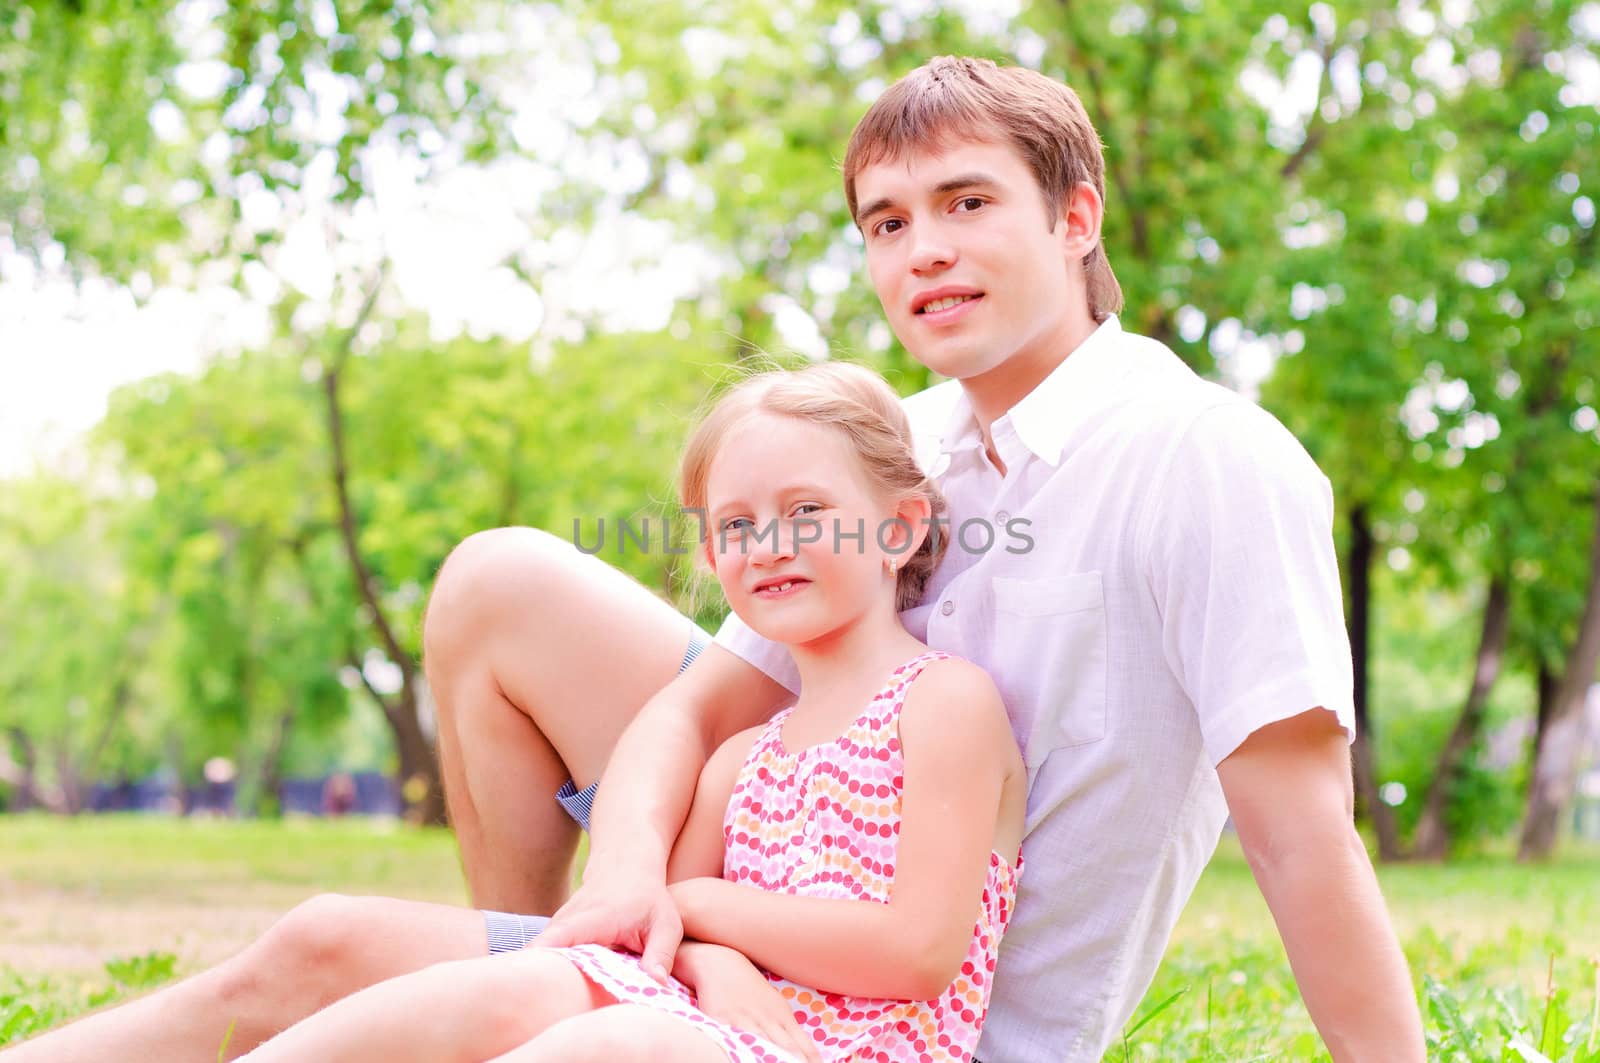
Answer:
[{"left": 5, "top": 56, "right": 1423, "bottom": 1062}]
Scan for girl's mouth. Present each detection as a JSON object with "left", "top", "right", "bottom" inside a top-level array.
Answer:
[{"left": 754, "top": 578, "right": 811, "bottom": 599}]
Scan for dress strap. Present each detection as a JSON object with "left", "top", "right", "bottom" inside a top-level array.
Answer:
[{"left": 861, "top": 650, "right": 955, "bottom": 731}]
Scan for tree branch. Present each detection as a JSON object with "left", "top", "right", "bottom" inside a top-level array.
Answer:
[
  {"left": 345, "top": 651, "right": 405, "bottom": 730},
  {"left": 320, "top": 265, "right": 416, "bottom": 696},
  {"left": 1281, "top": 37, "right": 1336, "bottom": 180}
]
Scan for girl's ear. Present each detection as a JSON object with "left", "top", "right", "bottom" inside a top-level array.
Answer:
[{"left": 890, "top": 492, "right": 934, "bottom": 557}]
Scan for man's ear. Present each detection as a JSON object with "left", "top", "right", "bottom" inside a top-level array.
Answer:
[{"left": 1059, "top": 182, "right": 1105, "bottom": 261}]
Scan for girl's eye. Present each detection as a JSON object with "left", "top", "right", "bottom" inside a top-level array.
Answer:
[
  {"left": 792, "top": 503, "right": 823, "bottom": 516},
  {"left": 722, "top": 517, "right": 753, "bottom": 535}
]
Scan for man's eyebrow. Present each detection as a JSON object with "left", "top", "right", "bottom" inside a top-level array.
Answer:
[
  {"left": 855, "top": 195, "right": 898, "bottom": 225},
  {"left": 855, "top": 173, "right": 1003, "bottom": 225},
  {"left": 931, "top": 172, "right": 1002, "bottom": 196}
]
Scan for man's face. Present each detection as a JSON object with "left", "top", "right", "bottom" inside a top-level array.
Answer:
[{"left": 854, "top": 139, "right": 1084, "bottom": 387}]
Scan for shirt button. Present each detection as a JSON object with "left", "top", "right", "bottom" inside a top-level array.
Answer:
[{"left": 940, "top": 600, "right": 955, "bottom": 616}]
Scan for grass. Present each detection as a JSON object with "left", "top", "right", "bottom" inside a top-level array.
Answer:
[{"left": 2, "top": 815, "right": 1598, "bottom": 1060}]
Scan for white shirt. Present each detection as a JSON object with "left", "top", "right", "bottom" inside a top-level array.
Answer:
[{"left": 714, "top": 316, "right": 1356, "bottom": 1062}]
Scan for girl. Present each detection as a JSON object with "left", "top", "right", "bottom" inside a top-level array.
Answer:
[{"left": 241, "top": 362, "right": 1026, "bottom": 1063}]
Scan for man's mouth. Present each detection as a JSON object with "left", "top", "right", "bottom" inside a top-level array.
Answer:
[{"left": 915, "top": 293, "right": 983, "bottom": 315}]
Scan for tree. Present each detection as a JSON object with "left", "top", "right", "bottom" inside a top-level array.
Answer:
[{"left": 0, "top": 471, "right": 157, "bottom": 812}]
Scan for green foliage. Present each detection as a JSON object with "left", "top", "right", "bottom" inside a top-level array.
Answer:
[
  {"left": 0, "top": 951, "right": 177, "bottom": 1047},
  {"left": 1, "top": 0, "right": 508, "bottom": 279},
  {"left": 102, "top": 951, "right": 178, "bottom": 992},
  {"left": 2, "top": 0, "right": 1596, "bottom": 842}
]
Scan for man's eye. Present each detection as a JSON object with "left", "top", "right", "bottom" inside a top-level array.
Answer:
[
  {"left": 875, "top": 218, "right": 904, "bottom": 235},
  {"left": 956, "top": 197, "right": 984, "bottom": 212}
]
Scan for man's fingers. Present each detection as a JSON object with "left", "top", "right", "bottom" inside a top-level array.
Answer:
[
  {"left": 639, "top": 906, "right": 684, "bottom": 982},
  {"left": 534, "top": 921, "right": 576, "bottom": 949},
  {"left": 535, "top": 912, "right": 597, "bottom": 950}
]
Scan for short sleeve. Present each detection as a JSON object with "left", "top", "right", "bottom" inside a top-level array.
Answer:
[
  {"left": 1142, "top": 401, "right": 1356, "bottom": 765},
  {"left": 713, "top": 610, "right": 802, "bottom": 694}
]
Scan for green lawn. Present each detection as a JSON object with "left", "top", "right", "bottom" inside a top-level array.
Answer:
[{"left": 1, "top": 815, "right": 1596, "bottom": 1060}]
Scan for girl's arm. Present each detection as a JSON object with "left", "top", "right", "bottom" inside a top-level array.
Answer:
[{"left": 670, "top": 658, "right": 1024, "bottom": 1001}]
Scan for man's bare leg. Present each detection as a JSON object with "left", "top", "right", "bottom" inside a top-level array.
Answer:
[
  {"left": 425, "top": 527, "right": 700, "bottom": 910},
  {"left": 0, "top": 895, "right": 486, "bottom": 1063}
]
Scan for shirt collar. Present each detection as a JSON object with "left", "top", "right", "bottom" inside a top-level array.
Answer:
[{"left": 934, "top": 315, "right": 1130, "bottom": 469}]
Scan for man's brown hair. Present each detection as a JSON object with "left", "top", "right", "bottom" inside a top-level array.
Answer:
[{"left": 843, "top": 55, "right": 1123, "bottom": 322}]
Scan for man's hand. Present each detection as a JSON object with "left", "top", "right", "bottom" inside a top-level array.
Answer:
[
  {"left": 538, "top": 873, "right": 683, "bottom": 983},
  {"left": 673, "top": 942, "right": 822, "bottom": 1063}
]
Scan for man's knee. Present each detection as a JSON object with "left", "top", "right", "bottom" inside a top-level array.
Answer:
[
  {"left": 424, "top": 527, "right": 576, "bottom": 665},
  {"left": 227, "top": 894, "right": 374, "bottom": 1012}
]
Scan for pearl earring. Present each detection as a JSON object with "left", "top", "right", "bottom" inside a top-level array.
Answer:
[{"left": 887, "top": 559, "right": 897, "bottom": 574}]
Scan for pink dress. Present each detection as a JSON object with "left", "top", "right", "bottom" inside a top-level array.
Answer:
[{"left": 559, "top": 651, "right": 1021, "bottom": 1062}]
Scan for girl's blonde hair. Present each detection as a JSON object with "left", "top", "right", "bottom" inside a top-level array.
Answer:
[{"left": 680, "top": 362, "right": 948, "bottom": 612}]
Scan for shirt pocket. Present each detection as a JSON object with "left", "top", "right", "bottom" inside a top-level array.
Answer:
[{"left": 990, "top": 572, "right": 1109, "bottom": 775}]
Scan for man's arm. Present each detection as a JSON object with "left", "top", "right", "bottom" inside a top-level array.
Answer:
[
  {"left": 1217, "top": 708, "right": 1425, "bottom": 1062},
  {"left": 538, "top": 644, "right": 790, "bottom": 977}
]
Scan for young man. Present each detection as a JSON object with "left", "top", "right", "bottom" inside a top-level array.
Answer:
[{"left": 4, "top": 56, "right": 1423, "bottom": 1062}]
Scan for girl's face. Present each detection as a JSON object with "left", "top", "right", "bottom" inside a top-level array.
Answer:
[{"left": 702, "top": 413, "right": 912, "bottom": 647}]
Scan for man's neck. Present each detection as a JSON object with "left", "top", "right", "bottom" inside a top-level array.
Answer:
[{"left": 963, "top": 313, "right": 1101, "bottom": 474}]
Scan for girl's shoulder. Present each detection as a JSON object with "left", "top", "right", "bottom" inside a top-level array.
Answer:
[
  {"left": 897, "top": 654, "right": 1017, "bottom": 757},
  {"left": 897, "top": 653, "right": 1004, "bottom": 719}
]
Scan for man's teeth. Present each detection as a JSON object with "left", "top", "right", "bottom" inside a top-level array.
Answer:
[{"left": 922, "top": 294, "right": 976, "bottom": 313}]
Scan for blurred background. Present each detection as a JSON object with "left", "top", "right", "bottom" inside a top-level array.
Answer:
[{"left": 0, "top": 0, "right": 1597, "bottom": 869}]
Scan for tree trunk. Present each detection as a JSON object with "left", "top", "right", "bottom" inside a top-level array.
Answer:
[
  {"left": 1412, "top": 575, "right": 1511, "bottom": 859},
  {"left": 392, "top": 687, "right": 446, "bottom": 825},
  {"left": 1346, "top": 504, "right": 1403, "bottom": 859},
  {"left": 55, "top": 742, "right": 86, "bottom": 815},
  {"left": 4, "top": 727, "right": 38, "bottom": 812},
  {"left": 1534, "top": 663, "right": 1557, "bottom": 746},
  {"left": 251, "top": 708, "right": 297, "bottom": 817},
  {"left": 319, "top": 269, "right": 444, "bottom": 825},
  {"left": 1519, "top": 480, "right": 1600, "bottom": 860}
]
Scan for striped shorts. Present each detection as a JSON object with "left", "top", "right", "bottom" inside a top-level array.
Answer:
[{"left": 483, "top": 624, "right": 711, "bottom": 953}]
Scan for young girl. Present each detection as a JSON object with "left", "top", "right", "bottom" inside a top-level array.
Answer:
[{"left": 240, "top": 362, "right": 1026, "bottom": 1063}]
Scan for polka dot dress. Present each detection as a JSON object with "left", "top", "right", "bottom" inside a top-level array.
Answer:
[{"left": 559, "top": 652, "right": 1021, "bottom": 1062}]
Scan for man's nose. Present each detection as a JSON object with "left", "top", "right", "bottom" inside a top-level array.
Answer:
[{"left": 909, "top": 222, "right": 957, "bottom": 274}]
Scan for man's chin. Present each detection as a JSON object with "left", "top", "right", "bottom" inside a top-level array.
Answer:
[{"left": 905, "top": 346, "right": 997, "bottom": 382}]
